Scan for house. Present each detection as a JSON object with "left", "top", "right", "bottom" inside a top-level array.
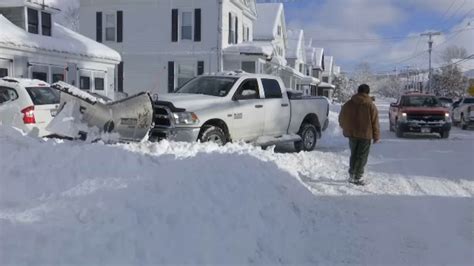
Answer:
[
  {"left": 0, "top": 0, "right": 121, "bottom": 99},
  {"left": 318, "top": 55, "right": 336, "bottom": 98},
  {"left": 304, "top": 42, "right": 325, "bottom": 96},
  {"left": 286, "top": 28, "right": 320, "bottom": 95},
  {"left": 80, "top": 0, "right": 258, "bottom": 95},
  {"left": 223, "top": 2, "right": 289, "bottom": 82}
]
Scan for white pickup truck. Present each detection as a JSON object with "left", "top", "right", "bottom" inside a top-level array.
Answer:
[{"left": 150, "top": 72, "right": 330, "bottom": 151}]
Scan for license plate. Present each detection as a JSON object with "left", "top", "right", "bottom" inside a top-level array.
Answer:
[{"left": 421, "top": 128, "right": 430, "bottom": 133}]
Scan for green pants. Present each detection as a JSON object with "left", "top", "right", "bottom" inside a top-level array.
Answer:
[{"left": 349, "top": 138, "right": 372, "bottom": 179}]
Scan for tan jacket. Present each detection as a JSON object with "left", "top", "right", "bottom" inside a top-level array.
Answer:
[{"left": 338, "top": 93, "right": 380, "bottom": 140}]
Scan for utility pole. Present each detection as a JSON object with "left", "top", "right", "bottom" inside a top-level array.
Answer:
[{"left": 420, "top": 31, "right": 441, "bottom": 94}]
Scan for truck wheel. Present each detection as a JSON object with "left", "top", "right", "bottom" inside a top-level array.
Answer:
[
  {"left": 199, "top": 126, "right": 227, "bottom": 145},
  {"left": 395, "top": 125, "right": 404, "bottom": 138},
  {"left": 460, "top": 114, "right": 468, "bottom": 130},
  {"left": 440, "top": 130, "right": 450, "bottom": 139},
  {"left": 294, "top": 123, "right": 317, "bottom": 152}
]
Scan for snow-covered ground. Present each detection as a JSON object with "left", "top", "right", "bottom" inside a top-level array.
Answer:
[{"left": 0, "top": 99, "right": 473, "bottom": 265}]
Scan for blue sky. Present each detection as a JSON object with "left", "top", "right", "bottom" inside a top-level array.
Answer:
[{"left": 259, "top": 0, "right": 474, "bottom": 73}]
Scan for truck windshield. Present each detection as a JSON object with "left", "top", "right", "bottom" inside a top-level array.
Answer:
[
  {"left": 175, "top": 76, "right": 237, "bottom": 97},
  {"left": 401, "top": 96, "right": 441, "bottom": 107},
  {"left": 26, "top": 87, "right": 60, "bottom": 105},
  {"left": 464, "top": 98, "right": 474, "bottom": 104}
]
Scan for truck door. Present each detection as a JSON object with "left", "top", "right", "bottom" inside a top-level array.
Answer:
[
  {"left": 260, "top": 78, "right": 291, "bottom": 136},
  {"left": 230, "top": 78, "right": 264, "bottom": 141}
]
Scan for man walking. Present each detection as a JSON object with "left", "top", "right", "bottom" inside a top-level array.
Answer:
[{"left": 338, "top": 84, "right": 380, "bottom": 185}]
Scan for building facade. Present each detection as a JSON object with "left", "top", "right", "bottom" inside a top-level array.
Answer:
[{"left": 80, "top": 0, "right": 258, "bottom": 95}]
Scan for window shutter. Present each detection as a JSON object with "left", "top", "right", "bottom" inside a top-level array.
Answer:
[
  {"left": 235, "top": 17, "right": 238, "bottom": 43},
  {"left": 171, "top": 9, "right": 178, "bottom": 42},
  {"left": 118, "top": 61, "right": 124, "bottom": 92},
  {"left": 228, "top": 13, "right": 232, "bottom": 44},
  {"left": 96, "top": 12, "right": 102, "bottom": 42},
  {"left": 197, "top": 61, "right": 204, "bottom": 76},
  {"left": 117, "top": 11, "right": 123, "bottom": 43},
  {"left": 194, "top": 9, "right": 201, "bottom": 42},
  {"left": 168, "top": 61, "right": 175, "bottom": 92}
]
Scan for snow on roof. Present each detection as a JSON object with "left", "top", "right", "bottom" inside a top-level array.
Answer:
[
  {"left": 305, "top": 47, "right": 315, "bottom": 65},
  {"left": 286, "top": 29, "right": 304, "bottom": 59},
  {"left": 0, "top": 15, "right": 121, "bottom": 62},
  {"left": 254, "top": 3, "right": 283, "bottom": 40},
  {"left": 323, "top": 56, "right": 334, "bottom": 74},
  {"left": 319, "top": 81, "right": 335, "bottom": 89},
  {"left": 314, "top": 48, "right": 324, "bottom": 70},
  {"left": 223, "top": 41, "right": 274, "bottom": 58},
  {"left": 333, "top": 66, "right": 341, "bottom": 76}
]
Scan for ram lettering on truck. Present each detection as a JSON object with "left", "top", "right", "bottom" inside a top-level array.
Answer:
[{"left": 149, "top": 72, "right": 330, "bottom": 151}]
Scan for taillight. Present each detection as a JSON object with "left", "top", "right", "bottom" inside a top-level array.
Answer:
[{"left": 21, "top": 106, "right": 36, "bottom": 124}]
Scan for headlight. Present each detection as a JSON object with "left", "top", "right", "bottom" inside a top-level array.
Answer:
[
  {"left": 172, "top": 112, "right": 199, "bottom": 125},
  {"left": 399, "top": 112, "right": 407, "bottom": 122},
  {"left": 445, "top": 112, "right": 451, "bottom": 122}
]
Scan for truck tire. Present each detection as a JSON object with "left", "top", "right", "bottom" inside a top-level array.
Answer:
[
  {"left": 395, "top": 125, "right": 404, "bottom": 138},
  {"left": 199, "top": 126, "right": 227, "bottom": 145},
  {"left": 294, "top": 123, "right": 317, "bottom": 152},
  {"left": 460, "top": 114, "right": 468, "bottom": 130},
  {"left": 440, "top": 130, "right": 450, "bottom": 139}
]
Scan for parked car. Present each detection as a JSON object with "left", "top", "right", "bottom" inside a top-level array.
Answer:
[
  {"left": 0, "top": 77, "right": 59, "bottom": 137},
  {"left": 389, "top": 93, "right": 451, "bottom": 138},
  {"left": 437, "top": 96, "right": 453, "bottom": 108},
  {"left": 451, "top": 97, "right": 474, "bottom": 129},
  {"left": 149, "top": 72, "right": 330, "bottom": 151}
]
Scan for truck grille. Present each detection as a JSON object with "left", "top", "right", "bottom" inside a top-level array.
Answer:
[
  {"left": 407, "top": 114, "right": 444, "bottom": 122},
  {"left": 153, "top": 105, "right": 172, "bottom": 127}
]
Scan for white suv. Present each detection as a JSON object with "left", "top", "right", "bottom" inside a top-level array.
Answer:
[{"left": 0, "top": 77, "right": 60, "bottom": 137}]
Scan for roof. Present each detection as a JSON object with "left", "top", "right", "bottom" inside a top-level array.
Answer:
[
  {"left": 286, "top": 29, "right": 304, "bottom": 59},
  {"left": 0, "top": 15, "right": 121, "bottom": 62},
  {"left": 254, "top": 3, "right": 284, "bottom": 40},
  {"left": 318, "top": 82, "right": 335, "bottom": 89},
  {"left": 314, "top": 48, "right": 324, "bottom": 70},
  {"left": 0, "top": 77, "right": 50, "bottom": 87},
  {"left": 323, "top": 56, "right": 334, "bottom": 74}
]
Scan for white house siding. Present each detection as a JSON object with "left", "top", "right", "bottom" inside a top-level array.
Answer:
[{"left": 80, "top": 0, "right": 256, "bottom": 95}]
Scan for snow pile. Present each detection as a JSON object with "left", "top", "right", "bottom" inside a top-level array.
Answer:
[
  {"left": 1, "top": 98, "right": 473, "bottom": 265},
  {"left": 224, "top": 41, "right": 274, "bottom": 58}
]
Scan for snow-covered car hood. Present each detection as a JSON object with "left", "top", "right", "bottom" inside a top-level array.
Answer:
[{"left": 157, "top": 93, "right": 225, "bottom": 111}]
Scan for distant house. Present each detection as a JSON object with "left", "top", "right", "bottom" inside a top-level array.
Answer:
[
  {"left": 0, "top": 0, "right": 121, "bottom": 99},
  {"left": 80, "top": 0, "right": 259, "bottom": 95},
  {"left": 286, "top": 29, "right": 319, "bottom": 95},
  {"left": 319, "top": 55, "right": 336, "bottom": 98}
]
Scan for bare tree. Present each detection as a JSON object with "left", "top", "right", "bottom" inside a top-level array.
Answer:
[
  {"left": 57, "top": 6, "right": 80, "bottom": 32},
  {"left": 440, "top": 46, "right": 468, "bottom": 63}
]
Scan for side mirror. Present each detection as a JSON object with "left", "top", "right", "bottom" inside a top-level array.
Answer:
[{"left": 390, "top": 103, "right": 398, "bottom": 107}]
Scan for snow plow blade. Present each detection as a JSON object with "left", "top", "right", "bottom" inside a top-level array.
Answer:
[{"left": 47, "top": 81, "right": 153, "bottom": 142}]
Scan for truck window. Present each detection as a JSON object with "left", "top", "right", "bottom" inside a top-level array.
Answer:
[
  {"left": 261, "top": 79, "right": 282, "bottom": 99},
  {"left": 234, "top": 79, "right": 259, "bottom": 100}
]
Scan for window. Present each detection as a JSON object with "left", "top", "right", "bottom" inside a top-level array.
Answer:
[
  {"left": 27, "top": 8, "right": 39, "bottom": 34},
  {"left": 32, "top": 72, "right": 47, "bottom": 82},
  {"left": 261, "top": 78, "right": 282, "bottom": 99},
  {"left": 176, "top": 76, "right": 237, "bottom": 97},
  {"left": 247, "top": 27, "right": 250, "bottom": 41},
  {"left": 80, "top": 76, "right": 91, "bottom": 90},
  {"left": 25, "top": 87, "right": 60, "bottom": 105},
  {"left": 177, "top": 63, "right": 195, "bottom": 87},
  {"left": 105, "top": 14, "right": 116, "bottom": 41},
  {"left": 299, "top": 64, "right": 303, "bottom": 73},
  {"left": 95, "top": 77, "right": 105, "bottom": 91},
  {"left": 181, "top": 11, "right": 192, "bottom": 40},
  {"left": 41, "top": 12, "right": 51, "bottom": 36},
  {"left": 0, "top": 68, "right": 8, "bottom": 78},
  {"left": 228, "top": 13, "right": 235, "bottom": 44},
  {"left": 52, "top": 74, "right": 64, "bottom": 83},
  {"left": 0, "top": 87, "right": 18, "bottom": 104},
  {"left": 322, "top": 76, "right": 329, "bottom": 82},
  {"left": 277, "top": 25, "right": 282, "bottom": 36},
  {"left": 241, "top": 61, "right": 256, "bottom": 73},
  {"left": 235, "top": 79, "right": 259, "bottom": 100}
]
